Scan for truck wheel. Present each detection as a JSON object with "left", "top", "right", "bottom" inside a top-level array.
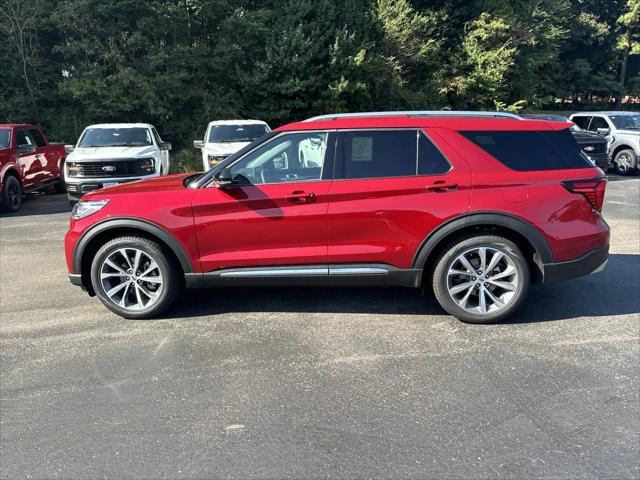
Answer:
[
  {"left": 431, "top": 234, "right": 530, "bottom": 324},
  {"left": 1, "top": 175, "right": 23, "bottom": 213},
  {"left": 613, "top": 148, "right": 638, "bottom": 176},
  {"left": 90, "top": 236, "right": 180, "bottom": 319}
]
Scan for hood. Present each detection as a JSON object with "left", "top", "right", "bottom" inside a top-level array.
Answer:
[
  {"left": 68, "top": 145, "right": 157, "bottom": 161},
  {"left": 203, "top": 141, "right": 250, "bottom": 156},
  {"left": 613, "top": 129, "right": 640, "bottom": 136},
  {"left": 84, "top": 173, "right": 192, "bottom": 198}
]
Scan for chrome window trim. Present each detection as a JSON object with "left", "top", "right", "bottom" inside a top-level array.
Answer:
[{"left": 203, "top": 130, "right": 336, "bottom": 188}]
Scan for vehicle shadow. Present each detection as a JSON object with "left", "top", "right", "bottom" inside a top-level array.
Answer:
[
  {"left": 0, "top": 192, "right": 71, "bottom": 218},
  {"left": 606, "top": 173, "right": 640, "bottom": 182},
  {"left": 163, "top": 253, "right": 639, "bottom": 323}
]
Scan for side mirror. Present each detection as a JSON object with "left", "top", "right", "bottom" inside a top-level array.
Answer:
[
  {"left": 214, "top": 167, "right": 235, "bottom": 188},
  {"left": 65, "top": 144, "right": 75, "bottom": 154},
  {"left": 160, "top": 142, "right": 172, "bottom": 151},
  {"left": 17, "top": 144, "right": 36, "bottom": 155},
  {"left": 596, "top": 128, "right": 610, "bottom": 136},
  {"left": 194, "top": 140, "right": 204, "bottom": 149}
]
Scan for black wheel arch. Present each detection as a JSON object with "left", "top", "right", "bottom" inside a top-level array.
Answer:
[
  {"left": 412, "top": 212, "right": 553, "bottom": 285},
  {"left": 73, "top": 218, "right": 195, "bottom": 294}
]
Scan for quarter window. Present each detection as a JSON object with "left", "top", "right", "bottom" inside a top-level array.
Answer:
[
  {"left": 29, "top": 129, "right": 46, "bottom": 147},
  {"left": 418, "top": 132, "right": 450, "bottom": 175},
  {"left": 230, "top": 132, "right": 330, "bottom": 184}
]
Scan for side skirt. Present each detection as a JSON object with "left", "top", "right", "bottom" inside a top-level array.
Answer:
[{"left": 185, "top": 264, "right": 423, "bottom": 289}]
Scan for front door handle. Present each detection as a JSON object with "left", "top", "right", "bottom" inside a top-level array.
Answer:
[
  {"left": 286, "top": 191, "right": 316, "bottom": 203},
  {"left": 426, "top": 181, "right": 458, "bottom": 192}
]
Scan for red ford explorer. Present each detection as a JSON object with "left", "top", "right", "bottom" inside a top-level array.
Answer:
[{"left": 64, "top": 112, "right": 609, "bottom": 323}]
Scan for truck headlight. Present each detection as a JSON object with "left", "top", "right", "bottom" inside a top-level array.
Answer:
[
  {"left": 67, "top": 162, "right": 79, "bottom": 176},
  {"left": 208, "top": 155, "right": 226, "bottom": 166},
  {"left": 139, "top": 158, "right": 155, "bottom": 173},
  {"left": 72, "top": 199, "right": 109, "bottom": 220}
]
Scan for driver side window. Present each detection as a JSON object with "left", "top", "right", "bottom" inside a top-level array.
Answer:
[{"left": 230, "top": 132, "right": 329, "bottom": 185}]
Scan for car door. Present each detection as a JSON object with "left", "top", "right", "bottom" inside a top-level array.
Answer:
[
  {"left": 327, "top": 129, "right": 471, "bottom": 270},
  {"left": 29, "top": 128, "right": 56, "bottom": 182},
  {"left": 15, "top": 129, "right": 41, "bottom": 188},
  {"left": 191, "top": 130, "right": 336, "bottom": 272}
]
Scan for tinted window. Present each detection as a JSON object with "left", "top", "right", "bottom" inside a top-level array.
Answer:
[
  {"left": 342, "top": 130, "right": 416, "bottom": 179},
  {"left": 29, "top": 129, "right": 46, "bottom": 147},
  {"left": 418, "top": 132, "right": 450, "bottom": 175},
  {"left": 78, "top": 128, "right": 153, "bottom": 147},
  {"left": 16, "top": 130, "right": 33, "bottom": 147},
  {"left": 588, "top": 116, "right": 609, "bottom": 131},
  {"left": 0, "top": 129, "right": 9, "bottom": 148},
  {"left": 230, "top": 132, "right": 329, "bottom": 184},
  {"left": 209, "top": 124, "right": 269, "bottom": 143},
  {"left": 608, "top": 113, "right": 640, "bottom": 129},
  {"left": 571, "top": 116, "right": 591, "bottom": 129},
  {"left": 461, "top": 129, "right": 591, "bottom": 171}
]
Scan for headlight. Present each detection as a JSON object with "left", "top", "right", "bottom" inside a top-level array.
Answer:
[
  {"left": 139, "top": 158, "right": 155, "bottom": 173},
  {"left": 67, "top": 162, "right": 79, "bottom": 176},
  {"left": 208, "top": 155, "right": 226, "bottom": 166},
  {"left": 72, "top": 199, "right": 109, "bottom": 220}
]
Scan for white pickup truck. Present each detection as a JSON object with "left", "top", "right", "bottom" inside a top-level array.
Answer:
[
  {"left": 194, "top": 120, "right": 270, "bottom": 171},
  {"left": 64, "top": 123, "right": 171, "bottom": 203}
]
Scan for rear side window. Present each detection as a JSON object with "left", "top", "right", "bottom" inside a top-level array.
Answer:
[
  {"left": 339, "top": 130, "right": 450, "bottom": 179},
  {"left": 29, "top": 129, "right": 46, "bottom": 147},
  {"left": 460, "top": 129, "right": 591, "bottom": 171}
]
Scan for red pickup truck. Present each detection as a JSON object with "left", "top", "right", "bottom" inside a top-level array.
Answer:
[{"left": 0, "top": 124, "right": 67, "bottom": 212}]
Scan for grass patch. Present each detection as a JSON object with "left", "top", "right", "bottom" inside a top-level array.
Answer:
[{"left": 170, "top": 150, "right": 203, "bottom": 173}]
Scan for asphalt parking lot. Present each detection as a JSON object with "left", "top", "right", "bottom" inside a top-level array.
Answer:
[{"left": 1, "top": 177, "right": 639, "bottom": 479}]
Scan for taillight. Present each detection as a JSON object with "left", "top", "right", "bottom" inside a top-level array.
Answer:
[{"left": 562, "top": 177, "right": 607, "bottom": 211}]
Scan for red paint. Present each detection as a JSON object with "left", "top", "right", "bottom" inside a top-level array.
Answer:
[
  {"left": 65, "top": 116, "right": 609, "bottom": 275},
  {"left": 0, "top": 124, "right": 65, "bottom": 195}
]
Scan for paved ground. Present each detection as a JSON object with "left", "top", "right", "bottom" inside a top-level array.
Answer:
[{"left": 1, "top": 177, "right": 639, "bottom": 479}]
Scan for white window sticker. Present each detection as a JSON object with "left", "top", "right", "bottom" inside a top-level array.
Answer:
[{"left": 351, "top": 137, "right": 373, "bottom": 162}]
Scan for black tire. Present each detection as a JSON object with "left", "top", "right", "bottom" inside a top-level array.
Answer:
[
  {"left": 90, "top": 236, "right": 180, "bottom": 319},
  {"left": 613, "top": 148, "right": 638, "bottom": 176},
  {"left": 431, "top": 234, "right": 530, "bottom": 324},
  {"left": 1, "top": 175, "right": 23, "bottom": 213},
  {"left": 54, "top": 161, "right": 66, "bottom": 194}
]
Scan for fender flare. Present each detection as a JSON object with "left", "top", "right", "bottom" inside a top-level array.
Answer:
[
  {"left": 611, "top": 143, "right": 637, "bottom": 157},
  {"left": 1, "top": 164, "right": 22, "bottom": 186},
  {"left": 411, "top": 212, "right": 554, "bottom": 269},
  {"left": 73, "top": 217, "right": 195, "bottom": 275}
]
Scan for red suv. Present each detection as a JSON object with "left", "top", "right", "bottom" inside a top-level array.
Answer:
[{"left": 64, "top": 113, "right": 609, "bottom": 323}]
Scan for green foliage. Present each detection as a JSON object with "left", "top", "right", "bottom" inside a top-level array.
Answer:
[{"left": 1, "top": 0, "right": 638, "bottom": 149}]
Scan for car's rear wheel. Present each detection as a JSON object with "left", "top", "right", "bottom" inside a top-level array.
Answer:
[
  {"left": 613, "top": 148, "right": 638, "bottom": 176},
  {"left": 432, "top": 234, "right": 530, "bottom": 324},
  {"left": 1, "top": 175, "right": 22, "bottom": 213},
  {"left": 90, "top": 236, "right": 180, "bottom": 319}
]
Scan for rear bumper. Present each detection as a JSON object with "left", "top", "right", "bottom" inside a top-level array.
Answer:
[{"left": 542, "top": 245, "right": 609, "bottom": 283}]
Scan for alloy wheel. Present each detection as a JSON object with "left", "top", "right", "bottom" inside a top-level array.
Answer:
[
  {"left": 446, "top": 247, "right": 519, "bottom": 315},
  {"left": 8, "top": 182, "right": 20, "bottom": 207},
  {"left": 99, "top": 247, "right": 164, "bottom": 311}
]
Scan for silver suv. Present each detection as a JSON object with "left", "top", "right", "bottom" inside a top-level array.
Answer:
[{"left": 570, "top": 111, "right": 640, "bottom": 175}]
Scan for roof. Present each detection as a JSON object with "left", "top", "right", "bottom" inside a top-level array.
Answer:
[
  {"left": 304, "top": 111, "right": 522, "bottom": 121},
  {"left": 84, "top": 123, "right": 155, "bottom": 129},
  {"left": 277, "top": 116, "right": 571, "bottom": 132},
  {"left": 207, "top": 119, "right": 269, "bottom": 126},
  {"left": 571, "top": 111, "right": 640, "bottom": 116}
]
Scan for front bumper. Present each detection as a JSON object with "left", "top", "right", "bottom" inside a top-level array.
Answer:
[
  {"left": 65, "top": 174, "right": 158, "bottom": 197},
  {"left": 542, "top": 245, "right": 609, "bottom": 283}
]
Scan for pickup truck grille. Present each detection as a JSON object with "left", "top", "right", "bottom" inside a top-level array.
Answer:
[
  {"left": 580, "top": 142, "right": 606, "bottom": 155},
  {"left": 68, "top": 159, "right": 154, "bottom": 178}
]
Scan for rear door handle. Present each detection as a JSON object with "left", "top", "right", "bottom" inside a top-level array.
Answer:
[
  {"left": 285, "top": 191, "right": 316, "bottom": 203},
  {"left": 426, "top": 181, "right": 458, "bottom": 192}
]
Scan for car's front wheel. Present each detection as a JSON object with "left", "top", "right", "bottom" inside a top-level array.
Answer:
[
  {"left": 90, "top": 236, "right": 180, "bottom": 319},
  {"left": 1, "top": 175, "right": 22, "bottom": 213},
  {"left": 613, "top": 148, "right": 638, "bottom": 176},
  {"left": 432, "top": 234, "right": 530, "bottom": 324}
]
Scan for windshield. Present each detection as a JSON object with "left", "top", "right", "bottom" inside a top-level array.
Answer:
[
  {"left": 608, "top": 114, "right": 640, "bottom": 129},
  {"left": 208, "top": 124, "right": 269, "bottom": 143},
  {"left": 78, "top": 127, "right": 153, "bottom": 147},
  {"left": 0, "top": 129, "right": 9, "bottom": 148}
]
